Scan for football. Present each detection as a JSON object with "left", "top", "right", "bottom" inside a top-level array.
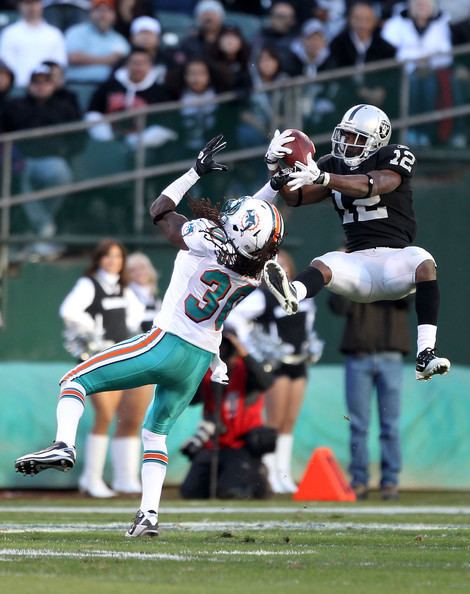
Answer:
[{"left": 282, "top": 129, "right": 316, "bottom": 168}]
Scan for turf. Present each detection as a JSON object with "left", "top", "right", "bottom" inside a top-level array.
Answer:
[{"left": 1, "top": 491, "right": 469, "bottom": 594}]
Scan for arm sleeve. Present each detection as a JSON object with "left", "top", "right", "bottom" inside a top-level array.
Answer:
[
  {"left": 252, "top": 181, "right": 278, "bottom": 203},
  {"left": 59, "top": 277, "right": 96, "bottom": 333}
]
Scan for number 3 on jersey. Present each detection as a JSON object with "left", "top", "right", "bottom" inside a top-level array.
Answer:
[{"left": 185, "top": 269, "right": 253, "bottom": 330}]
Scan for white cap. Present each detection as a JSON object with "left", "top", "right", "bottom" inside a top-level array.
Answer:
[
  {"left": 130, "top": 16, "right": 161, "bottom": 36},
  {"left": 194, "top": 0, "right": 225, "bottom": 19},
  {"left": 302, "top": 19, "right": 325, "bottom": 37}
]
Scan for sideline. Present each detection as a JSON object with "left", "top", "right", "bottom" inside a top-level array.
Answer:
[{"left": 1, "top": 505, "right": 470, "bottom": 515}]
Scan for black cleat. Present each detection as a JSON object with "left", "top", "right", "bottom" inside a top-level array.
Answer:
[
  {"left": 126, "top": 510, "right": 159, "bottom": 538},
  {"left": 263, "top": 260, "right": 299, "bottom": 315},
  {"left": 15, "top": 441, "right": 76, "bottom": 475},
  {"left": 416, "top": 348, "right": 451, "bottom": 381}
]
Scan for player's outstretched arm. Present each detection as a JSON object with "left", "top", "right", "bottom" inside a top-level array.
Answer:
[{"left": 149, "top": 134, "right": 228, "bottom": 249}]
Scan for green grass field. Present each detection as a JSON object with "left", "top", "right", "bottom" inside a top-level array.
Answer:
[{"left": 1, "top": 491, "right": 469, "bottom": 594}]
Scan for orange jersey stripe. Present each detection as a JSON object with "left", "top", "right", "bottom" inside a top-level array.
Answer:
[
  {"left": 62, "top": 328, "right": 162, "bottom": 383},
  {"left": 143, "top": 453, "right": 168, "bottom": 463}
]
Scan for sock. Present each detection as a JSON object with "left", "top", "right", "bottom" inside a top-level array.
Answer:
[
  {"left": 417, "top": 324, "right": 437, "bottom": 355},
  {"left": 55, "top": 381, "right": 86, "bottom": 446},
  {"left": 140, "top": 429, "right": 168, "bottom": 515},
  {"left": 294, "top": 266, "right": 325, "bottom": 299},
  {"left": 276, "top": 433, "right": 294, "bottom": 482},
  {"left": 80, "top": 434, "right": 110, "bottom": 484},
  {"left": 415, "top": 280, "right": 439, "bottom": 325},
  {"left": 111, "top": 437, "right": 142, "bottom": 491}
]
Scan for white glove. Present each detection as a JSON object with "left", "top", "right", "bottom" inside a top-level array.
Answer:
[
  {"left": 287, "top": 153, "right": 330, "bottom": 191},
  {"left": 264, "top": 129, "right": 295, "bottom": 171}
]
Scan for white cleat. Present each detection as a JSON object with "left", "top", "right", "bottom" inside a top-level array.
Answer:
[
  {"left": 416, "top": 348, "right": 451, "bottom": 381},
  {"left": 15, "top": 441, "right": 76, "bottom": 475},
  {"left": 263, "top": 260, "right": 299, "bottom": 315},
  {"left": 126, "top": 509, "right": 159, "bottom": 538}
]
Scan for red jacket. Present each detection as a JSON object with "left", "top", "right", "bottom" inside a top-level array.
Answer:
[{"left": 199, "top": 357, "right": 266, "bottom": 449}]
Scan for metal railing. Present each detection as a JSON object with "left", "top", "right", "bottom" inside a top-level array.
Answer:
[{"left": 2, "top": 43, "right": 470, "bottom": 326}]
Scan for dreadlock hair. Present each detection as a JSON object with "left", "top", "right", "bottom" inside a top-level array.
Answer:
[{"left": 188, "top": 196, "right": 283, "bottom": 278}]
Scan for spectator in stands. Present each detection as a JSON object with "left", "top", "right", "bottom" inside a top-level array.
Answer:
[
  {"left": 0, "top": 0, "right": 67, "bottom": 88},
  {"left": 237, "top": 46, "right": 289, "bottom": 147},
  {"left": 127, "top": 252, "right": 161, "bottom": 333},
  {"left": 312, "top": 0, "right": 346, "bottom": 40},
  {"left": 328, "top": 1, "right": 397, "bottom": 112},
  {"left": 126, "top": 16, "right": 172, "bottom": 84},
  {"left": 114, "top": 0, "right": 154, "bottom": 39},
  {"left": 180, "top": 332, "right": 275, "bottom": 499},
  {"left": 229, "top": 250, "right": 323, "bottom": 494},
  {"left": 381, "top": 0, "right": 454, "bottom": 146},
  {"left": 0, "top": 60, "right": 14, "bottom": 118},
  {"left": 208, "top": 25, "right": 252, "bottom": 92},
  {"left": 43, "top": 0, "right": 91, "bottom": 32},
  {"left": 1, "top": 64, "right": 82, "bottom": 260},
  {"left": 65, "top": 0, "right": 130, "bottom": 84},
  {"left": 329, "top": 293, "right": 412, "bottom": 501},
  {"left": 167, "top": 58, "right": 224, "bottom": 153},
  {"left": 251, "top": 1, "right": 299, "bottom": 75},
  {"left": 288, "top": 19, "right": 337, "bottom": 143},
  {"left": 60, "top": 238, "right": 152, "bottom": 497},
  {"left": 41, "top": 60, "right": 81, "bottom": 120},
  {"left": 179, "top": 0, "right": 227, "bottom": 59},
  {"left": 289, "top": 18, "right": 331, "bottom": 76},
  {"left": 86, "top": 47, "right": 174, "bottom": 147}
]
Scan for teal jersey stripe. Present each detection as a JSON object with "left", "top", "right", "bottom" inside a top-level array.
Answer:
[{"left": 142, "top": 458, "right": 168, "bottom": 466}]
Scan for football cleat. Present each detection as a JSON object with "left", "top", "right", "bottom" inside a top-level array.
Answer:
[
  {"left": 15, "top": 441, "right": 76, "bottom": 475},
  {"left": 263, "top": 260, "right": 299, "bottom": 315},
  {"left": 126, "top": 509, "right": 159, "bottom": 538},
  {"left": 416, "top": 348, "right": 451, "bottom": 381}
]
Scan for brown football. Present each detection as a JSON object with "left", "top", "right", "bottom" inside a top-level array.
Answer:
[{"left": 282, "top": 129, "right": 316, "bottom": 167}]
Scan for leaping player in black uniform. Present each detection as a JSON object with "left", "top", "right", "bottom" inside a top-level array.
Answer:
[{"left": 263, "top": 104, "right": 450, "bottom": 381}]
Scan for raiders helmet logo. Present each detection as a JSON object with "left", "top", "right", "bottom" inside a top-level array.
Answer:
[{"left": 378, "top": 120, "right": 391, "bottom": 139}]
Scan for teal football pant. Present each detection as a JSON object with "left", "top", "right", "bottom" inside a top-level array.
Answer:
[{"left": 60, "top": 328, "right": 213, "bottom": 434}]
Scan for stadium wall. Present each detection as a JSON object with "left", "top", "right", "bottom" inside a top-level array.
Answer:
[{"left": 2, "top": 362, "right": 469, "bottom": 490}]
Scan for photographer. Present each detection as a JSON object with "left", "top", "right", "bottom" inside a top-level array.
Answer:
[{"left": 180, "top": 333, "right": 276, "bottom": 500}]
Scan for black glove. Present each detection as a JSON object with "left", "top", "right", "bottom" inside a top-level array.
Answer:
[
  {"left": 195, "top": 134, "right": 228, "bottom": 176},
  {"left": 270, "top": 167, "right": 293, "bottom": 191}
]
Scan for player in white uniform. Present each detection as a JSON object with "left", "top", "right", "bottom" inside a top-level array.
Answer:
[{"left": 15, "top": 135, "right": 285, "bottom": 537}]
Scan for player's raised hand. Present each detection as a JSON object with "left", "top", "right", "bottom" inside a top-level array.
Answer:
[
  {"left": 265, "top": 129, "right": 295, "bottom": 171},
  {"left": 195, "top": 134, "right": 228, "bottom": 175},
  {"left": 287, "top": 153, "right": 329, "bottom": 191}
]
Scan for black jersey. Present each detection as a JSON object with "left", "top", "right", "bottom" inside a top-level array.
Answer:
[{"left": 318, "top": 144, "right": 417, "bottom": 252}]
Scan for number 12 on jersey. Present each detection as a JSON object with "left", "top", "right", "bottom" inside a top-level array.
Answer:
[{"left": 333, "top": 191, "right": 388, "bottom": 224}]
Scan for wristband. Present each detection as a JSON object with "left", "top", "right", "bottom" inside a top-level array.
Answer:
[
  {"left": 161, "top": 168, "right": 200, "bottom": 206},
  {"left": 317, "top": 171, "right": 330, "bottom": 187}
]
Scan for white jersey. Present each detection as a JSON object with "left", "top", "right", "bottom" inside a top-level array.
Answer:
[{"left": 154, "top": 218, "right": 260, "bottom": 354}]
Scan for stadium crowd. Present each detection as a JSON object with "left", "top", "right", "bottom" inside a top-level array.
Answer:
[{"left": 0, "top": 0, "right": 468, "bottom": 135}]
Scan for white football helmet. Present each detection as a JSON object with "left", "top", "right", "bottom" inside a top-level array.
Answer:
[
  {"left": 331, "top": 104, "right": 392, "bottom": 166},
  {"left": 220, "top": 197, "right": 284, "bottom": 260}
]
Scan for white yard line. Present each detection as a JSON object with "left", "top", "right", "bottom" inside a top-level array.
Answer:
[
  {"left": 0, "top": 548, "right": 317, "bottom": 561},
  {"left": 1, "top": 505, "right": 470, "bottom": 515},
  {"left": 1, "top": 520, "right": 469, "bottom": 533}
]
